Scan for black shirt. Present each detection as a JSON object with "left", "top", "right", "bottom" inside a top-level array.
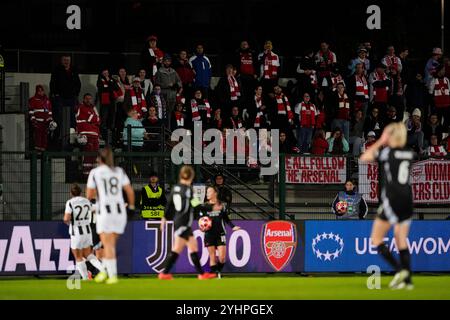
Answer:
[
  {"left": 199, "top": 203, "right": 235, "bottom": 234},
  {"left": 164, "top": 184, "right": 195, "bottom": 228},
  {"left": 377, "top": 147, "right": 416, "bottom": 201}
]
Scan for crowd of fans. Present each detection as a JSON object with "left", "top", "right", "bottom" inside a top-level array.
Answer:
[{"left": 28, "top": 36, "right": 450, "bottom": 174}]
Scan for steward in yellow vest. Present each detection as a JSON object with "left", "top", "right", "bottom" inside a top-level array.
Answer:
[{"left": 140, "top": 172, "right": 167, "bottom": 219}]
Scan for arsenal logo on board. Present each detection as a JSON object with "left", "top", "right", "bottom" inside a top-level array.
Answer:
[{"left": 261, "top": 221, "right": 297, "bottom": 271}]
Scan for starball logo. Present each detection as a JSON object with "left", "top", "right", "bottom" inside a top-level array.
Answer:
[
  {"left": 312, "top": 232, "right": 344, "bottom": 261},
  {"left": 261, "top": 221, "right": 297, "bottom": 271},
  {"left": 171, "top": 122, "right": 279, "bottom": 175}
]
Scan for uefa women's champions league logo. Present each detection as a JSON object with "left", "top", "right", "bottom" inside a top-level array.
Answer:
[
  {"left": 311, "top": 232, "right": 344, "bottom": 261},
  {"left": 170, "top": 123, "right": 279, "bottom": 176}
]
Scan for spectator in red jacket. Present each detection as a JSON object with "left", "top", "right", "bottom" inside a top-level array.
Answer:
[
  {"left": 236, "top": 40, "right": 258, "bottom": 99},
  {"left": 28, "top": 85, "right": 55, "bottom": 152},
  {"left": 174, "top": 50, "right": 195, "bottom": 99},
  {"left": 96, "top": 67, "right": 122, "bottom": 143},
  {"left": 76, "top": 93, "right": 100, "bottom": 177},
  {"left": 311, "top": 129, "right": 329, "bottom": 155},
  {"left": 295, "top": 92, "right": 317, "bottom": 153}
]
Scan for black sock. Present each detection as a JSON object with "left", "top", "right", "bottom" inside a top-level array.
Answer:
[
  {"left": 210, "top": 264, "right": 218, "bottom": 273},
  {"left": 190, "top": 252, "right": 204, "bottom": 274},
  {"left": 162, "top": 251, "right": 179, "bottom": 274},
  {"left": 399, "top": 249, "right": 412, "bottom": 283},
  {"left": 377, "top": 243, "right": 400, "bottom": 271},
  {"left": 217, "top": 262, "right": 225, "bottom": 272}
]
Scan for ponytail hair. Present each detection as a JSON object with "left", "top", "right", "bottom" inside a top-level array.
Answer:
[
  {"left": 179, "top": 165, "right": 195, "bottom": 181},
  {"left": 70, "top": 183, "right": 82, "bottom": 197},
  {"left": 98, "top": 147, "right": 115, "bottom": 168}
]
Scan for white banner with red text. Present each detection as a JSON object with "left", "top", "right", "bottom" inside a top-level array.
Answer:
[{"left": 358, "top": 159, "right": 450, "bottom": 204}]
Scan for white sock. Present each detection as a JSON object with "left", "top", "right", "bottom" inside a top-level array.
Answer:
[
  {"left": 103, "top": 259, "right": 117, "bottom": 279},
  {"left": 76, "top": 261, "right": 88, "bottom": 280},
  {"left": 86, "top": 254, "right": 105, "bottom": 272}
]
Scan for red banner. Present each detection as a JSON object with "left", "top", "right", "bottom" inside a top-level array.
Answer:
[
  {"left": 285, "top": 156, "right": 347, "bottom": 184},
  {"left": 359, "top": 159, "right": 450, "bottom": 204}
]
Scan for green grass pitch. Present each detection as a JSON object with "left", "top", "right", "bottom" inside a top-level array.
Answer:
[{"left": 1, "top": 275, "right": 450, "bottom": 300}]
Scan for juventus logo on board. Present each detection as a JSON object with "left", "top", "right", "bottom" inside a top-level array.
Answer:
[{"left": 145, "top": 221, "right": 173, "bottom": 273}]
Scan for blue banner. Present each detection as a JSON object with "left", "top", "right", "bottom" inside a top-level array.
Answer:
[{"left": 305, "top": 221, "right": 450, "bottom": 272}]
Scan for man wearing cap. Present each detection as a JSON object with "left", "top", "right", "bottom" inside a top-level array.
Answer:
[
  {"left": 406, "top": 108, "right": 425, "bottom": 153},
  {"left": 361, "top": 131, "right": 377, "bottom": 153},
  {"left": 155, "top": 54, "right": 182, "bottom": 125},
  {"left": 140, "top": 172, "right": 167, "bottom": 219},
  {"left": 348, "top": 47, "right": 370, "bottom": 76},
  {"left": 141, "top": 35, "right": 164, "bottom": 80},
  {"left": 124, "top": 77, "right": 148, "bottom": 119},
  {"left": 425, "top": 47, "right": 443, "bottom": 84}
]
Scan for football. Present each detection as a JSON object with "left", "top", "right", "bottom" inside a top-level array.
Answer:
[
  {"left": 335, "top": 201, "right": 348, "bottom": 216},
  {"left": 198, "top": 216, "right": 212, "bottom": 232}
]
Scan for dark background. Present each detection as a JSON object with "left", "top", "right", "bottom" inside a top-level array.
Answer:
[{"left": 0, "top": 0, "right": 445, "bottom": 74}]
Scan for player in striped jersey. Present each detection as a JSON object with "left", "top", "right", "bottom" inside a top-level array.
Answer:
[
  {"left": 64, "top": 184, "right": 105, "bottom": 280},
  {"left": 86, "top": 148, "right": 135, "bottom": 284},
  {"left": 361, "top": 122, "right": 416, "bottom": 290}
]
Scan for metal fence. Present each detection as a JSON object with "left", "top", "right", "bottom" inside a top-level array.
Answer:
[{"left": 0, "top": 151, "right": 449, "bottom": 221}]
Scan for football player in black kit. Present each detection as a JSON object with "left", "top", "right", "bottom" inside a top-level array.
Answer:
[
  {"left": 159, "top": 166, "right": 217, "bottom": 280},
  {"left": 199, "top": 186, "right": 240, "bottom": 278},
  {"left": 360, "top": 122, "right": 416, "bottom": 290}
]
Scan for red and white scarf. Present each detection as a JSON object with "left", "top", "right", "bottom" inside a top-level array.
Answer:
[
  {"left": 336, "top": 93, "right": 350, "bottom": 120},
  {"left": 174, "top": 111, "right": 184, "bottom": 127},
  {"left": 263, "top": 52, "right": 279, "bottom": 79},
  {"left": 276, "top": 94, "right": 293, "bottom": 119},
  {"left": 176, "top": 92, "right": 186, "bottom": 105},
  {"left": 383, "top": 55, "right": 400, "bottom": 72},
  {"left": 129, "top": 88, "right": 147, "bottom": 117},
  {"left": 355, "top": 74, "right": 369, "bottom": 99},
  {"left": 254, "top": 95, "right": 263, "bottom": 128},
  {"left": 228, "top": 76, "right": 241, "bottom": 101},
  {"left": 331, "top": 74, "right": 345, "bottom": 90},
  {"left": 428, "top": 145, "right": 447, "bottom": 157},
  {"left": 191, "top": 99, "right": 211, "bottom": 121}
]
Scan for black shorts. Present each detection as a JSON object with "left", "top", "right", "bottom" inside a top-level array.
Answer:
[
  {"left": 378, "top": 193, "right": 413, "bottom": 224},
  {"left": 204, "top": 231, "right": 226, "bottom": 247},
  {"left": 174, "top": 225, "right": 194, "bottom": 241},
  {"left": 90, "top": 223, "right": 102, "bottom": 249}
]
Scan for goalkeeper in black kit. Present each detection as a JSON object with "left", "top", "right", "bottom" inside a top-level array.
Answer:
[{"left": 199, "top": 185, "right": 240, "bottom": 278}]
